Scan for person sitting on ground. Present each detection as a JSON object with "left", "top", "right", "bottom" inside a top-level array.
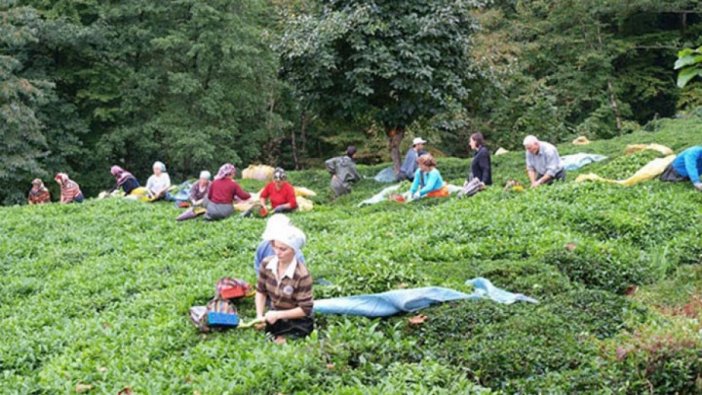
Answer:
[
  {"left": 523, "top": 135, "right": 566, "bottom": 188},
  {"left": 146, "top": 161, "right": 172, "bottom": 201},
  {"left": 397, "top": 137, "right": 428, "bottom": 181},
  {"left": 110, "top": 165, "right": 140, "bottom": 195},
  {"left": 661, "top": 146, "right": 702, "bottom": 191},
  {"left": 325, "top": 146, "right": 362, "bottom": 198},
  {"left": 190, "top": 170, "right": 211, "bottom": 206},
  {"left": 409, "top": 153, "right": 448, "bottom": 199},
  {"left": 28, "top": 179, "right": 51, "bottom": 205},
  {"left": 54, "top": 173, "right": 84, "bottom": 204},
  {"left": 205, "top": 163, "right": 251, "bottom": 220},
  {"left": 259, "top": 168, "right": 298, "bottom": 214},
  {"left": 255, "top": 224, "right": 313, "bottom": 343},
  {"left": 254, "top": 214, "right": 306, "bottom": 276},
  {"left": 469, "top": 132, "right": 492, "bottom": 185}
]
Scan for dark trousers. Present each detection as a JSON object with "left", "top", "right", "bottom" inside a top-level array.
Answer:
[
  {"left": 537, "top": 169, "right": 566, "bottom": 185},
  {"left": 266, "top": 316, "right": 314, "bottom": 339},
  {"left": 660, "top": 164, "right": 686, "bottom": 182}
]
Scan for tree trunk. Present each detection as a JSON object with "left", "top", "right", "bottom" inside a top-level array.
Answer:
[
  {"left": 606, "top": 80, "right": 623, "bottom": 133},
  {"left": 291, "top": 119, "right": 299, "bottom": 170},
  {"left": 387, "top": 126, "right": 405, "bottom": 174},
  {"left": 595, "top": 25, "right": 622, "bottom": 133}
]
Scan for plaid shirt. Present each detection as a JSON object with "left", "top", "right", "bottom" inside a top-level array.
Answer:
[
  {"left": 60, "top": 180, "right": 82, "bottom": 203},
  {"left": 256, "top": 256, "right": 313, "bottom": 316}
]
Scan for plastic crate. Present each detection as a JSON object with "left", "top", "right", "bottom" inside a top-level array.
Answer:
[
  {"left": 220, "top": 286, "right": 247, "bottom": 299},
  {"left": 207, "top": 312, "right": 240, "bottom": 327}
]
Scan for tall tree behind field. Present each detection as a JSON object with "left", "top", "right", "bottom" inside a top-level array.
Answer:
[
  {"left": 0, "top": 3, "right": 87, "bottom": 204},
  {"left": 3, "top": 0, "right": 286, "bottom": 201},
  {"left": 466, "top": 0, "right": 702, "bottom": 148},
  {"left": 86, "top": 0, "right": 284, "bottom": 186},
  {"left": 278, "top": 0, "right": 483, "bottom": 173}
]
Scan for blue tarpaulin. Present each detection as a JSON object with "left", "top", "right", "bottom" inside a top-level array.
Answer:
[
  {"left": 561, "top": 153, "right": 608, "bottom": 171},
  {"left": 313, "top": 277, "right": 538, "bottom": 317}
]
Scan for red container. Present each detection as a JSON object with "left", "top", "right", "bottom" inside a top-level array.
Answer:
[{"left": 220, "top": 286, "right": 247, "bottom": 299}]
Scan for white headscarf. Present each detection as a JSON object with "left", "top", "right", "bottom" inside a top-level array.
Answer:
[
  {"left": 266, "top": 224, "right": 306, "bottom": 255},
  {"left": 262, "top": 214, "right": 292, "bottom": 241}
]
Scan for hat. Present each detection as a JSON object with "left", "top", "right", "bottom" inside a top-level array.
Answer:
[
  {"left": 412, "top": 137, "right": 427, "bottom": 146},
  {"left": 266, "top": 224, "right": 306, "bottom": 254},
  {"left": 262, "top": 214, "right": 292, "bottom": 240},
  {"left": 199, "top": 170, "right": 211, "bottom": 180},
  {"left": 32, "top": 178, "right": 42, "bottom": 185},
  {"left": 273, "top": 167, "right": 287, "bottom": 181}
]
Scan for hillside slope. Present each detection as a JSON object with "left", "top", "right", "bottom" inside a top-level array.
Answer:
[{"left": 1, "top": 117, "right": 701, "bottom": 393}]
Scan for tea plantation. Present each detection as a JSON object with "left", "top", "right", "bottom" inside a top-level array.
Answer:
[{"left": 2, "top": 117, "right": 702, "bottom": 394}]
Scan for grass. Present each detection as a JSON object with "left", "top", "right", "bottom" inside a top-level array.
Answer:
[{"left": 1, "top": 116, "right": 701, "bottom": 393}]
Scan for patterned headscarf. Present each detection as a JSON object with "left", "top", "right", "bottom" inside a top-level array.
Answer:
[
  {"left": 273, "top": 167, "right": 287, "bottom": 181},
  {"left": 54, "top": 173, "right": 69, "bottom": 185},
  {"left": 111, "top": 165, "right": 135, "bottom": 186},
  {"left": 215, "top": 163, "right": 236, "bottom": 180},
  {"left": 31, "top": 178, "right": 47, "bottom": 191}
]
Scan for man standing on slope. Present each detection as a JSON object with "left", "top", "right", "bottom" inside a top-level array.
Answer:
[
  {"left": 397, "top": 137, "right": 428, "bottom": 182},
  {"left": 660, "top": 145, "right": 702, "bottom": 191},
  {"left": 523, "top": 135, "right": 566, "bottom": 188},
  {"left": 325, "top": 146, "right": 362, "bottom": 198}
]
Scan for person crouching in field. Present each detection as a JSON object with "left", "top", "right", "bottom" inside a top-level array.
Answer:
[
  {"left": 255, "top": 224, "right": 313, "bottom": 343},
  {"left": 661, "top": 146, "right": 702, "bottom": 191},
  {"left": 259, "top": 168, "right": 297, "bottom": 214},
  {"left": 28, "top": 179, "right": 51, "bottom": 205},
  {"left": 146, "top": 161, "right": 172, "bottom": 201},
  {"left": 408, "top": 154, "right": 448, "bottom": 200},
  {"left": 110, "top": 165, "right": 140, "bottom": 195},
  {"left": 54, "top": 173, "right": 84, "bottom": 204},
  {"left": 325, "top": 146, "right": 362, "bottom": 198},
  {"left": 523, "top": 135, "right": 566, "bottom": 188},
  {"left": 204, "top": 163, "right": 251, "bottom": 220},
  {"left": 254, "top": 214, "right": 306, "bottom": 276},
  {"left": 189, "top": 170, "right": 212, "bottom": 206}
]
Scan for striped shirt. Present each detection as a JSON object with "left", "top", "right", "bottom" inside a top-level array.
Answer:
[
  {"left": 60, "top": 180, "right": 82, "bottom": 203},
  {"left": 256, "top": 256, "right": 313, "bottom": 316}
]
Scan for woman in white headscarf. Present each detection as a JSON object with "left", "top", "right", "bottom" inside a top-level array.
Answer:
[
  {"left": 253, "top": 214, "right": 306, "bottom": 275},
  {"left": 255, "top": 224, "right": 313, "bottom": 343},
  {"left": 146, "top": 161, "right": 172, "bottom": 201}
]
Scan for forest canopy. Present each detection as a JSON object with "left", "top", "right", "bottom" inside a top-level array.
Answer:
[{"left": 1, "top": 0, "right": 701, "bottom": 204}]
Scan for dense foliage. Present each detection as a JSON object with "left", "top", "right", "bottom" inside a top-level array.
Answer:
[
  {"left": 1, "top": 118, "right": 701, "bottom": 393},
  {"left": 2, "top": 0, "right": 701, "bottom": 204}
]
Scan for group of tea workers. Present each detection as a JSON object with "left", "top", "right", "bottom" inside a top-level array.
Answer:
[{"left": 25, "top": 136, "right": 702, "bottom": 342}]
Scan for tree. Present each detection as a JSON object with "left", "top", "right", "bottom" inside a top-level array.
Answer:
[
  {"left": 278, "top": 0, "right": 483, "bottom": 172},
  {"left": 0, "top": 4, "right": 53, "bottom": 204}
]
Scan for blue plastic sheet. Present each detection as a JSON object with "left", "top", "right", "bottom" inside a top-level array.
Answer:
[
  {"left": 313, "top": 277, "right": 538, "bottom": 317},
  {"left": 374, "top": 167, "right": 397, "bottom": 183},
  {"left": 561, "top": 153, "right": 607, "bottom": 171}
]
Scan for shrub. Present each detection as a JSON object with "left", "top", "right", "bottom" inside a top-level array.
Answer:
[
  {"left": 543, "top": 242, "right": 658, "bottom": 294},
  {"left": 460, "top": 311, "right": 597, "bottom": 388},
  {"left": 544, "top": 289, "right": 648, "bottom": 339}
]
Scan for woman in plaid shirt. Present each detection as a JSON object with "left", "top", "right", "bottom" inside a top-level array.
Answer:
[
  {"left": 255, "top": 224, "right": 313, "bottom": 343},
  {"left": 54, "top": 173, "right": 84, "bottom": 204}
]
